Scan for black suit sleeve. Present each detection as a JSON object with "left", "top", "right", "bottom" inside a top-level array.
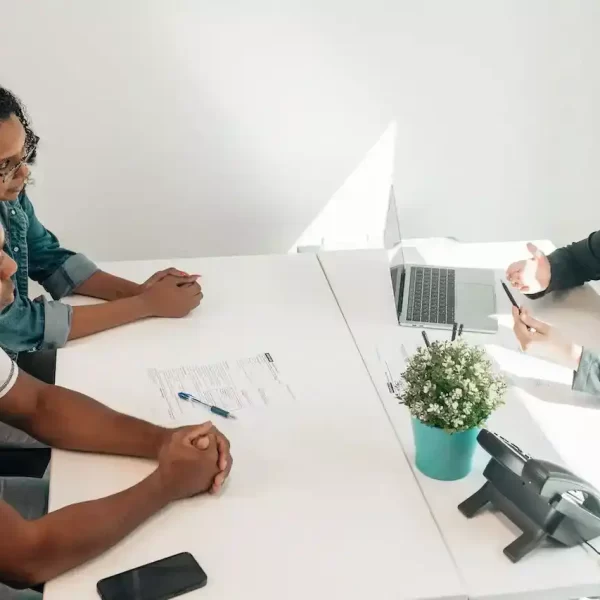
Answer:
[{"left": 528, "top": 231, "right": 600, "bottom": 299}]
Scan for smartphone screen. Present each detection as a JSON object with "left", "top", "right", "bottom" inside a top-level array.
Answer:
[{"left": 97, "top": 552, "right": 207, "bottom": 600}]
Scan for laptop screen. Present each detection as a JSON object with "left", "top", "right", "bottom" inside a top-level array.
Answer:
[
  {"left": 388, "top": 186, "right": 406, "bottom": 317},
  {"left": 390, "top": 262, "right": 405, "bottom": 317}
]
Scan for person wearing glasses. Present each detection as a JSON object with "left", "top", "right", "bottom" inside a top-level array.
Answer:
[
  {"left": 506, "top": 237, "right": 600, "bottom": 394},
  {"left": 0, "top": 87, "right": 203, "bottom": 364}
]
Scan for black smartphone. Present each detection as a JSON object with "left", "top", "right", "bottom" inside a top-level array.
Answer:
[{"left": 97, "top": 552, "right": 207, "bottom": 600}]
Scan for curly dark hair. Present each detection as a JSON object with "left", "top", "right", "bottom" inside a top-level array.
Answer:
[{"left": 0, "top": 86, "right": 38, "bottom": 164}]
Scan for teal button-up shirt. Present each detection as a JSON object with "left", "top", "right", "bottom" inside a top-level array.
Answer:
[{"left": 0, "top": 192, "right": 97, "bottom": 356}]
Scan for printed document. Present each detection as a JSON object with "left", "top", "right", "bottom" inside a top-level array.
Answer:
[{"left": 148, "top": 352, "right": 295, "bottom": 420}]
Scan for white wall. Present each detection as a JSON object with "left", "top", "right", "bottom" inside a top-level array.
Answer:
[{"left": 1, "top": 0, "right": 599, "bottom": 260}]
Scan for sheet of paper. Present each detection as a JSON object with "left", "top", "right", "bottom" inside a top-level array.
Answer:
[
  {"left": 148, "top": 352, "right": 296, "bottom": 420},
  {"left": 375, "top": 343, "right": 410, "bottom": 397}
]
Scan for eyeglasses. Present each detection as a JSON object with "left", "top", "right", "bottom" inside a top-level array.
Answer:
[{"left": 0, "top": 136, "right": 38, "bottom": 184}]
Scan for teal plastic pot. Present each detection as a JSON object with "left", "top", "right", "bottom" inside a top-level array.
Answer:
[{"left": 412, "top": 417, "right": 479, "bottom": 481}]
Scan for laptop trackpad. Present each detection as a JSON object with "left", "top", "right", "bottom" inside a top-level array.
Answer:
[{"left": 455, "top": 283, "right": 495, "bottom": 325}]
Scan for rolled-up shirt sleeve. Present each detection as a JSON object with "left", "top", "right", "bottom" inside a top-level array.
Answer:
[
  {"left": 41, "top": 253, "right": 98, "bottom": 300},
  {"left": 22, "top": 193, "right": 98, "bottom": 300},
  {"left": 572, "top": 348, "right": 600, "bottom": 395},
  {"left": 0, "top": 295, "right": 72, "bottom": 354}
]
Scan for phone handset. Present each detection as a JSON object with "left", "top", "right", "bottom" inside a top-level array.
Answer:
[
  {"left": 523, "top": 459, "right": 600, "bottom": 515},
  {"left": 458, "top": 429, "right": 600, "bottom": 562}
]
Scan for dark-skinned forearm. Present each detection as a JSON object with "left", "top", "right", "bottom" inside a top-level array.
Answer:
[
  {"left": 25, "top": 471, "right": 170, "bottom": 585},
  {"left": 68, "top": 296, "right": 151, "bottom": 340},
  {"left": 20, "top": 383, "right": 166, "bottom": 458},
  {"left": 74, "top": 270, "right": 141, "bottom": 301}
]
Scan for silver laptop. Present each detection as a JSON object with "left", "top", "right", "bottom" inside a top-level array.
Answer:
[
  {"left": 391, "top": 261, "right": 497, "bottom": 333},
  {"left": 388, "top": 196, "right": 497, "bottom": 334}
]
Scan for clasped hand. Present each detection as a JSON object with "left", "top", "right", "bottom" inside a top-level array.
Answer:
[
  {"left": 139, "top": 268, "right": 203, "bottom": 318},
  {"left": 157, "top": 422, "right": 233, "bottom": 501}
]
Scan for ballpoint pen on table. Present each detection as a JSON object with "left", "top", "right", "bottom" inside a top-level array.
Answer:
[
  {"left": 421, "top": 330, "right": 431, "bottom": 348},
  {"left": 178, "top": 392, "right": 237, "bottom": 419}
]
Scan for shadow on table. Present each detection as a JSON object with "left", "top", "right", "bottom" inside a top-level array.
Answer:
[
  {"left": 533, "top": 284, "right": 600, "bottom": 351},
  {"left": 509, "top": 375, "right": 600, "bottom": 410}
]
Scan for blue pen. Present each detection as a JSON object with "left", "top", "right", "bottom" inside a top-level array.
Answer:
[{"left": 178, "top": 392, "right": 237, "bottom": 419}]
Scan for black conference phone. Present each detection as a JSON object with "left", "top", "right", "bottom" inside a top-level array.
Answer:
[{"left": 458, "top": 429, "right": 600, "bottom": 562}]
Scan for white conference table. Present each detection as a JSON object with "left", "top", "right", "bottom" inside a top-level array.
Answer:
[
  {"left": 318, "top": 239, "right": 600, "bottom": 600},
  {"left": 44, "top": 253, "right": 465, "bottom": 600}
]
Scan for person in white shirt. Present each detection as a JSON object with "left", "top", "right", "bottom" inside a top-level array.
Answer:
[{"left": 0, "top": 223, "right": 232, "bottom": 599}]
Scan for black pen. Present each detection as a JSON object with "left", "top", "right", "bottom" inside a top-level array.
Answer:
[
  {"left": 501, "top": 281, "right": 533, "bottom": 332},
  {"left": 451, "top": 322, "right": 458, "bottom": 342},
  {"left": 421, "top": 330, "right": 431, "bottom": 348},
  {"left": 501, "top": 281, "right": 520, "bottom": 310}
]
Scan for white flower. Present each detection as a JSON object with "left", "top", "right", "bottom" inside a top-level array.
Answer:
[{"left": 401, "top": 338, "right": 506, "bottom": 430}]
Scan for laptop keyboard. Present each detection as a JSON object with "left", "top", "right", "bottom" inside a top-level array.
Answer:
[{"left": 405, "top": 267, "right": 456, "bottom": 325}]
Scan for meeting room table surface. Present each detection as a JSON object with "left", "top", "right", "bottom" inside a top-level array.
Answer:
[
  {"left": 319, "top": 240, "right": 600, "bottom": 600},
  {"left": 43, "top": 242, "right": 600, "bottom": 600},
  {"left": 44, "top": 252, "right": 463, "bottom": 600}
]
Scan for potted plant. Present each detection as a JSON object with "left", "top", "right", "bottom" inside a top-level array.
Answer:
[{"left": 398, "top": 339, "right": 507, "bottom": 481}]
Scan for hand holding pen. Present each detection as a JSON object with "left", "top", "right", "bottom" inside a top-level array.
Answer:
[
  {"left": 509, "top": 305, "right": 582, "bottom": 369},
  {"left": 501, "top": 281, "right": 534, "bottom": 332}
]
